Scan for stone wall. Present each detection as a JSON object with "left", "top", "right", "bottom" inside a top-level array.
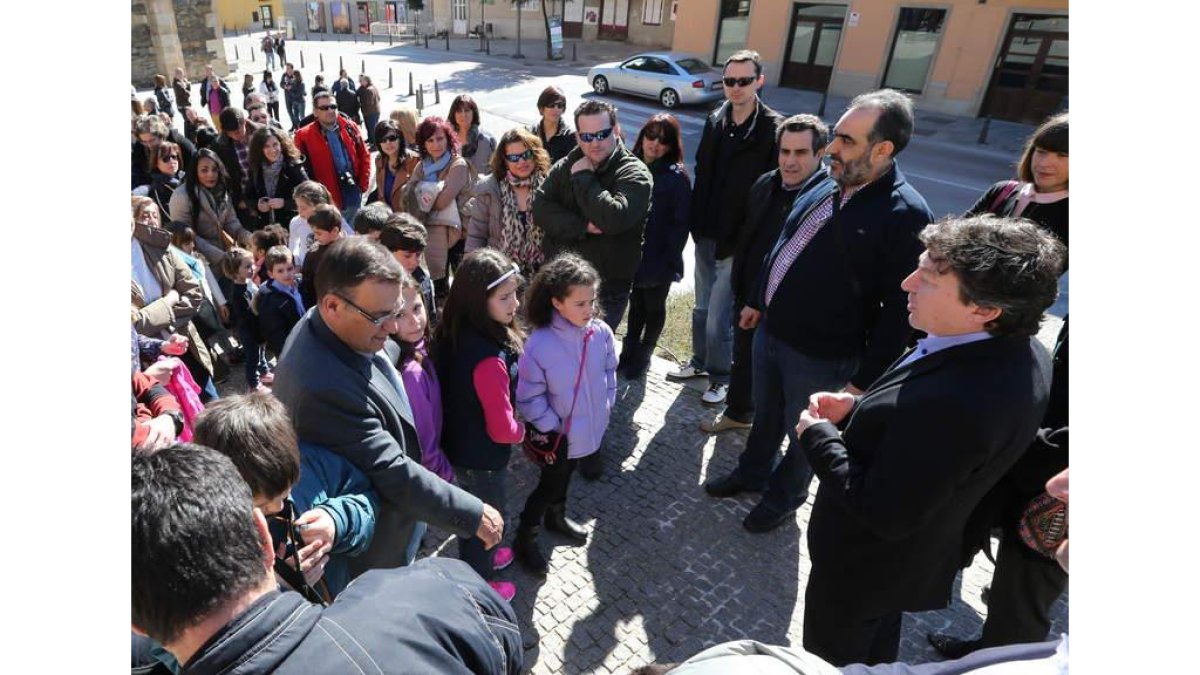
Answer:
[{"left": 132, "top": 0, "right": 229, "bottom": 87}]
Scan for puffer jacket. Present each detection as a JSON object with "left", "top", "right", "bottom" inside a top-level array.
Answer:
[{"left": 515, "top": 312, "right": 617, "bottom": 459}]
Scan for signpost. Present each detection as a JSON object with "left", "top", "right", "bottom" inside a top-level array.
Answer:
[{"left": 548, "top": 17, "right": 564, "bottom": 59}]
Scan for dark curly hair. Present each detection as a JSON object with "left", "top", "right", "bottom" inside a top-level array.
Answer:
[
  {"left": 414, "top": 116, "right": 460, "bottom": 159},
  {"left": 524, "top": 253, "right": 601, "bottom": 328}
]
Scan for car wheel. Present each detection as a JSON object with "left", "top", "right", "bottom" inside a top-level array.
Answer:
[
  {"left": 659, "top": 88, "right": 679, "bottom": 109},
  {"left": 593, "top": 76, "right": 609, "bottom": 95}
]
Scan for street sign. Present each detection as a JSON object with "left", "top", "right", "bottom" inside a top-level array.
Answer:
[{"left": 549, "top": 17, "right": 564, "bottom": 59}]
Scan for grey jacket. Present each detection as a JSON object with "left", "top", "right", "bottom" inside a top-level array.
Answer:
[
  {"left": 465, "top": 173, "right": 504, "bottom": 252},
  {"left": 273, "top": 309, "right": 484, "bottom": 573}
]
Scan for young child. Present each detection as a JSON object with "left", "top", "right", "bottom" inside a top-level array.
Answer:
[
  {"left": 193, "top": 391, "right": 378, "bottom": 600},
  {"left": 254, "top": 245, "right": 305, "bottom": 359},
  {"left": 169, "top": 224, "right": 236, "bottom": 363},
  {"left": 299, "top": 203, "right": 343, "bottom": 309},
  {"left": 221, "top": 247, "right": 271, "bottom": 392},
  {"left": 289, "top": 180, "right": 353, "bottom": 267},
  {"left": 352, "top": 201, "right": 392, "bottom": 241},
  {"left": 250, "top": 224, "right": 289, "bottom": 286},
  {"left": 379, "top": 213, "right": 438, "bottom": 327},
  {"left": 514, "top": 253, "right": 617, "bottom": 576},
  {"left": 433, "top": 248, "right": 525, "bottom": 602}
]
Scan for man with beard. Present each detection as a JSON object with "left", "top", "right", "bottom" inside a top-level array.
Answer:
[{"left": 704, "top": 89, "right": 933, "bottom": 534}]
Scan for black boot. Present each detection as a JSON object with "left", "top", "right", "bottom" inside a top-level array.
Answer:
[
  {"left": 617, "top": 338, "right": 637, "bottom": 377},
  {"left": 544, "top": 505, "right": 588, "bottom": 544},
  {"left": 579, "top": 447, "right": 603, "bottom": 481},
  {"left": 626, "top": 342, "right": 652, "bottom": 378},
  {"left": 514, "top": 526, "right": 548, "bottom": 577}
]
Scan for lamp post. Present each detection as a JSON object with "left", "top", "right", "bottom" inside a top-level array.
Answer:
[{"left": 513, "top": 0, "right": 525, "bottom": 58}]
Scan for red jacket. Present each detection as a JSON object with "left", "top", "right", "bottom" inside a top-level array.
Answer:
[
  {"left": 131, "top": 370, "right": 181, "bottom": 448},
  {"left": 293, "top": 117, "right": 371, "bottom": 209}
]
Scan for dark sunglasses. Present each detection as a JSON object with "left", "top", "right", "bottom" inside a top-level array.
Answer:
[
  {"left": 546, "top": 101, "right": 566, "bottom": 110},
  {"left": 578, "top": 127, "right": 614, "bottom": 143},
  {"left": 379, "top": 134, "right": 400, "bottom": 143},
  {"left": 722, "top": 76, "right": 757, "bottom": 88},
  {"left": 317, "top": 104, "right": 338, "bottom": 111},
  {"left": 160, "top": 154, "right": 179, "bottom": 162},
  {"left": 505, "top": 148, "right": 535, "bottom": 163},
  {"left": 642, "top": 131, "right": 663, "bottom": 142}
]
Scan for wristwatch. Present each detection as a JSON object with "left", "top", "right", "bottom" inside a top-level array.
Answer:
[{"left": 163, "top": 409, "right": 185, "bottom": 436}]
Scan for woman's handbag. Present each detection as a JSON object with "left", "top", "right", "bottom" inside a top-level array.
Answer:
[
  {"left": 522, "top": 326, "right": 594, "bottom": 467},
  {"left": 1017, "top": 491, "right": 1068, "bottom": 558}
]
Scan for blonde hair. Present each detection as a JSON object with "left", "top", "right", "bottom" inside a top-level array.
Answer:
[{"left": 390, "top": 106, "right": 419, "bottom": 145}]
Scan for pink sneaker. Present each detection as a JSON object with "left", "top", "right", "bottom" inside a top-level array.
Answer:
[
  {"left": 488, "top": 581, "right": 516, "bottom": 602},
  {"left": 260, "top": 372, "right": 275, "bottom": 385},
  {"left": 492, "top": 546, "right": 514, "bottom": 571}
]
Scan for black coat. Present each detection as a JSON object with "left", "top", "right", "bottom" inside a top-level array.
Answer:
[
  {"left": 634, "top": 158, "right": 691, "bottom": 286},
  {"left": 690, "top": 99, "right": 783, "bottom": 259},
  {"left": 176, "top": 558, "right": 523, "bottom": 674},
  {"left": 212, "top": 121, "right": 262, "bottom": 209},
  {"left": 246, "top": 161, "right": 309, "bottom": 229},
  {"left": 254, "top": 280, "right": 303, "bottom": 356},
  {"left": 199, "top": 78, "right": 230, "bottom": 111},
  {"left": 969, "top": 180, "right": 1069, "bottom": 264},
  {"left": 530, "top": 119, "right": 576, "bottom": 166},
  {"left": 801, "top": 336, "right": 1053, "bottom": 618},
  {"left": 730, "top": 167, "right": 825, "bottom": 306},
  {"left": 131, "top": 129, "right": 196, "bottom": 190}
]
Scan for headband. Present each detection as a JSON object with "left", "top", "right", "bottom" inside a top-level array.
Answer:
[{"left": 486, "top": 264, "right": 520, "bottom": 291}]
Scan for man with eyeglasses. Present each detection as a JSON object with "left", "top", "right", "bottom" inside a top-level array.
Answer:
[
  {"left": 669, "top": 49, "right": 783, "bottom": 413},
  {"left": 294, "top": 90, "right": 371, "bottom": 223},
  {"left": 273, "top": 237, "right": 506, "bottom": 573}
]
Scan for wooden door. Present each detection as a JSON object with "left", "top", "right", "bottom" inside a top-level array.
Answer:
[
  {"left": 779, "top": 4, "right": 846, "bottom": 91},
  {"left": 564, "top": 0, "right": 584, "bottom": 38},
  {"left": 598, "top": 0, "right": 629, "bottom": 41},
  {"left": 981, "top": 14, "right": 1069, "bottom": 123}
]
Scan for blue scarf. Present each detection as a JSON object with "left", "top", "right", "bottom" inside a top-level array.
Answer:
[{"left": 420, "top": 152, "right": 453, "bottom": 183}]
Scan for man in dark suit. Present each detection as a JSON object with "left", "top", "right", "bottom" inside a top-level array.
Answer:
[
  {"left": 794, "top": 215, "right": 1066, "bottom": 666},
  {"left": 273, "top": 237, "right": 503, "bottom": 574}
]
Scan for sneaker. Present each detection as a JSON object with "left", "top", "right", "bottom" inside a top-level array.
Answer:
[
  {"left": 492, "top": 546, "right": 515, "bottom": 571},
  {"left": 488, "top": 581, "right": 517, "bottom": 602},
  {"left": 666, "top": 363, "right": 707, "bottom": 380},
  {"left": 259, "top": 372, "right": 275, "bottom": 385},
  {"left": 700, "top": 412, "right": 752, "bottom": 433},
  {"left": 701, "top": 383, "right": 728, "bottom": 405}
]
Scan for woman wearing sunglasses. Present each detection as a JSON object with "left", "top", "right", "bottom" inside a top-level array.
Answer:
[
  {"left": 371, "top": 119, "right": 421, "bottom": 213},
  {"left": 145, "top": 140, "right": 185, "bottom": 224},
  {"left": 465, "top": 128, "right": 552, "bottom": 277},
  {"left": 530, "top": 86, "right": 574, "bottom": 165}
]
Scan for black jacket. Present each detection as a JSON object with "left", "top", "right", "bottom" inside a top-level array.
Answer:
[
  {"left": 634, "top": 158, "right": 691, "bottom": 286},
  {"left": 254, "top": 280, "right": 303, "bottom": 356},
  {"left": 690, "top": 98, "right": 783, "bottom": 259},
  {"left": 530, "top": 119, "right": 576, "bottom": 165},
  {"left": 730, "top": 167, "right": 825, "bottom": 306},
  {"left": 246, "top": 161, "right": 309, "bottom": 229},
  {"left": 177, "top": 558, "right": 523, "bottom": 674},
  {"left": 213, "top": 121, "right": 262, "bottom": 210},
  {"left": 755, "top": 162, "right": 933, "bottom": 390},
  {"left": 969, "top": 180, "right": 1069, "bottom": 266},
  {"left": 802, "top": 336, "right": 1053, "bottom": 618},
  {"left": 199, "top": 77, "right": 230, "bottom": 111},
  {"left": 131, "top": 129, "right": 196, "bottom": 190},
  {"left": 437, "top": 329, "right": 520, "bottom": 471}
]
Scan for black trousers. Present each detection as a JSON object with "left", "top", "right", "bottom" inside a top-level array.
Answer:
[
  {"left": 803, "top": 568, "right": 902, "bottom": 666},
  {"left": 626, "top": 283, "right": 671, "bottom": 351},
  {"left": 724, "top": 304, "right": 756, "bottom": 422},
  {"left": 519, "top": 441, "right": 579, "bottom": 529},
  {"left": 598, "top": 277, "right": 633, "bottom": 332},
  {"left": 267, "top": 100, "right": 280, "bottom": 121},
  {"left": 979, "top": 529, "right": 1069, "bottom": 647}
]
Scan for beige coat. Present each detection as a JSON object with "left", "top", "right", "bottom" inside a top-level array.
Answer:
[
  {"left": 402, "top": 156, "right": 472, "bottom": 279},
  {"left": 168, "top": 186, "right": 248, "bottom": 269},
  {"left": 464, "top": 174, "right": 503, "bottom": 253},
  {"left": 131, "top": 224, "right": 214, "bottom": 376}
]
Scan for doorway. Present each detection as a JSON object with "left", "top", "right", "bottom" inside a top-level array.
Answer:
[
  {"left": 598, "top": 0, "right": 629, "bottom": 41},
  {"left": 564, "top": 0, "right": 583, "bottom": 38},
  {"left": 260, "top": 4, "right": 275, "bottom": 29},
  {"left": 780, "top": 3, "right": 847, "bottom": 92},
  {"left": 981, "top": 14, "right": 1068, "bottom": 123},
  {"left": 452, "top": 0, "right": 468, "bottom": 35}
]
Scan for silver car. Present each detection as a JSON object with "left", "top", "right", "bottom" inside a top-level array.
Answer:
[{"left": 588, "top": 52, "right": 725, "bottom": 109}]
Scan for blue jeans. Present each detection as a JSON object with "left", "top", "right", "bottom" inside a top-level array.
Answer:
[
  {"left": 736, "top": 319, "right": 859, "bottom": 514},
  {"left": 454, "top": 465, "right": 507, "bottom": 580},
  {"left": 689, "top": 236, "right": 734, "bottom": 383},
  {"left": 364, "top": 112, "right": 380, "bottom": 145},
  {"left": 286, "top": 98, "right": 304, "bottom": 130},
  {"left": 238, "top": 323, "right": 269, "bottom": 388},
  {"left": 340, "top": 184, "right": 363, "bottom": 225}
]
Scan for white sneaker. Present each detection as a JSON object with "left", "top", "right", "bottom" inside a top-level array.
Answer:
[
  {"left": 701, "top": 383, "right": 728, "bottom": 405},
  {"left": 667, "top": 364, "right": 708, "bottom": 380}
]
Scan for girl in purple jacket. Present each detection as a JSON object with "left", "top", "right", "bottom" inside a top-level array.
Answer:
[{"left": 514, "top": 253, "right": 618, "bottom": 576}]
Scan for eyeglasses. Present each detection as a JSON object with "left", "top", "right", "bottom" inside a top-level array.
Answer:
[
  {"left": 722, "top": 76, "right": 757, "bottom": 88},
  {"left": 642, "top": 131, "right": 662, "bottom": 142},
  {"left": 578, "top": 127, "right": 614, "bottom": 143},
  {"left": 505, "top": 148, "right": 534, "bottom": 163},
  {"left": 335, "top": 293, "right": 402, "bottom": 327},
  {"left": 160, "top": 154, "right": 178, "bottom": 162},
  {"left": 380, "top": 135, "right": 400, "bottom": 143},
  {"left": 546, "top": 101, "right": 566, "bottom": 110},
  {"left": 317, "top": 104, "right": 338, "bottom": 111}
]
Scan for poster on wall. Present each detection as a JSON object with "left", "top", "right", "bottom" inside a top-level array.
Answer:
[
  {"left": 356, "top": 2, "right": 371, "bottom": 33},
  {"left": 584, "top": 6, "right": 599, "bottom": 25},
  {"left": 330, "top": 2, "right": 352, "bottom": 34},
  {"left": 549, "top": 17, "right": 564, "bottom": 58},
  {"left": 307, "top": 2, "right": 327, "bottom": 32}
]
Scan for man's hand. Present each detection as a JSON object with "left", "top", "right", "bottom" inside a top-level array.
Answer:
[
  {"left": 136, "top": 415, "right": 177, "bottom": 452},
  {"left": 295, "top": 508, "right": 337, "bottom": 548},
  {"left": 739, "top": 307, "right": 761, "bottom": 330},
  {"left": 807, "top": 391, "right": 857, "bottom": 426},
  {"left": 586, "top": 222, "right": 603, "bottom": 235},
  {"left": 280, "top": 538, "right": 332, "bottom": 586},
  {"left": 843, "top": 383, "right": 864, "bottom": 396},
  {"left": 269, "top": 197, "right": 285, "bottom": 210},
  {"left": 144, "top": 358, "right": 182, "bottom": 386},
  {"left": 571, "top": 157, "right": 594, "bottom": 175},
  {"left": 161, "top": 334, "right": 190, "bottom": 356},
  {"left": 256, "top": 198, "right": 272, "bottom": 213},
  {"left": 217, "top": 304, "right": 230, "bottom": 324},
  {"left": 475, "top": 503, "right": 504, "bottom": 550},
  {"left": 795, "top": 408, "right": 831, "bottom": 439}
]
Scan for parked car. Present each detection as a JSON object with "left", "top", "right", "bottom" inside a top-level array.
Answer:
[{"left": 588, "top": 52, "right": 725, "bottom": 109}]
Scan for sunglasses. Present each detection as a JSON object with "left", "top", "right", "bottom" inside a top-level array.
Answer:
[
  {"left": 317, "top": 104, "right": 338, "bottom": 111},
  {"left": 578, "top": 127, "right": 614, "bottom": 143},
  {"left": 505, "top": 148, "right": 534, "bottom": 163},
  {"left": 723, "top": 76, "right": 757, "bottom": 88},
  {"left": 160, "top": 154, "right": 179, "bottom": 162},
  {"left": 546, "top": 101, "right": 566, "bottom": 110},
  {"left": 642, "top": 131, "right": 663, "bottom": 142},
  {"left": 379, "top": 135, "right": 400, "bottom": 143}
]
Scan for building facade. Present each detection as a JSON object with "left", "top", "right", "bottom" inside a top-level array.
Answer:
[
  {"left": 215, "top": 0, "right": 285, "bottom": 30},
  {"left": 133, "top": 0, "right": 230, "bottom": 86},
  {"left": 672, "top": 0, "right": 1067, "bottom": 123}
]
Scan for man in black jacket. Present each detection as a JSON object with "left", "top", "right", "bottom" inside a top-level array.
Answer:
[
  {"left": 214, "top": 107, "right": 261, "bottom": 228},
  {"left": 668, "top": 50, "right": 782, "bottom": 408},
  {"left": 132, "top": 444, "right": 523, "bottom": 674},
  {"left": 795, "top": 215, "right": 1065, "bottom": 665},
  {"left": 704, "top": 90, "right": 932, "bottom": 533}
]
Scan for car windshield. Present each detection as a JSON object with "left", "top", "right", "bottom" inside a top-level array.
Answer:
[{"left": 674, "top": 58, "right": 712, "bottom": 75}]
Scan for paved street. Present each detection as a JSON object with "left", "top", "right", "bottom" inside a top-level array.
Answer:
[{"left": 204, "top": 35, "right": 1067, "bottom": 674}]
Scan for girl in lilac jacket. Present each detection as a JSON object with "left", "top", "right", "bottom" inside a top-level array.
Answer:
[{"left": 514, "top": 253, "right": 618, "bottom": 576}]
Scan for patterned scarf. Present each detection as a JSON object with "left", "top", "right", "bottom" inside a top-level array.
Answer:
[
  {"left": 499, "top": 171, "right": 544, "bottom": 270},
  {"left": 262, "top": 155, "right": 284, "bottom": 199}
]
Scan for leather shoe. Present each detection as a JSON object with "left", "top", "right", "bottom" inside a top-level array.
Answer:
[
  {"left": 544, "top": 507, "right": 588, "bottom": 544},
  {"left": 704, "top": 471, "right": 760, "bottom": 498},
  {"left": 742, "top": 503, "right": 795, "bottom": 533},
  {"left": 927, "top": 633, "right": 980, "bottom": 660}
]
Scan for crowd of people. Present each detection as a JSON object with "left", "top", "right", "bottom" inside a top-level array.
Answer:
[{"left": 131, "top": 47, "right": 1069, "bottom": 674}]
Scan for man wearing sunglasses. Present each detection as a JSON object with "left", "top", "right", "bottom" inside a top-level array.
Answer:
[
  {"left": 273, "top": 237, "right": 506, "bottom": 573},
  {"left": 669, "top": 50, "right": 783, "bottom": 412},
  {"left": 294, "top": 91, "right": 372, "bottom": 223}
]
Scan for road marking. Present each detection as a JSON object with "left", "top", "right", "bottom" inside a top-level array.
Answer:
[{"left": 902, "top": 171, "right": 988, "bottom": 192}]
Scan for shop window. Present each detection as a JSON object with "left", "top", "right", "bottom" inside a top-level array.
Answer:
[{"left": 881, "top": 8, "right": 947, "bottom": 93}]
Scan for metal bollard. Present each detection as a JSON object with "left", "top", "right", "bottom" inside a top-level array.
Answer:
[
  {"left": 320, "top": 53, "right": 324, "bottom": 71},
  {"left": 817, "top": 89, "right": 828, "bottom": 118},
  {"left": 235, "top": 44, "right": 240, "bottom": 61},
  {"left": 369, "top": 29, "right": 374, "bottom": 45},
  {"left": 416, "top": 86, "right": 424, "bottom": 111},
  {"left": 572, "top": 43, "right": 577, "bottom": 62},
  {"left": 408, "top": 72, "right": 414, "bottom": 96},
  {"left": 339, "top": 55, "right": 344, "bottom": 71},
  {"left": 434, "top": 80, "right": 440, "bottom": 104},
  {"left": 978, "top": 115, "right": 993, "bottom": 145},
  {"left": 251, "top": 45, "right": 255, "bottom": 62},
  {"left": 361, "top": 59, "right": 365, "bottom": 74},
  {"left": 353, "top": 29, "right": 358, "bottom": 44},
  {"left": 300, "top": 50, "right": 305, "bottom": 68},
  {"left": 486, "top": 37, "right": 490, "bottom": 55},
  {"left": 446, "top": 32, "right": 450, "bottom": 50},
  {"left": 389, "top": 68, "right": 393, "bottom": 88},
  {"left": 389, "top": 30, "right": 394, "bottom": 46},
  {"left": 424, "top": 34, "right": 429, "bottom": 49}
]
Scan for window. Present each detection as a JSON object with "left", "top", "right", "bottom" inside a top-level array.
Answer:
[
  {"left": 881, "top": 8, "right": 947, "bottom": 93},
  {"left": 675, "top": 57, "right": 713, "bottom": 75},
  {"left": 642, "top": 0, "right": 664, "bottom": 26},
  {"left": 644, "top": 57, "right": 673, "bottom": 74},
  {"left": 623, "top": 57, "right": 649, "bottom": 71},
  {"left": 713, "top": 0, "right": 752, "bottom": 66}
]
